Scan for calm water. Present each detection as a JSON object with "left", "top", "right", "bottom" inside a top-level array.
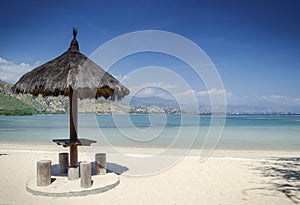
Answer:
[{"left": 0, "top": 114, "right": 299, "bottom": 151}]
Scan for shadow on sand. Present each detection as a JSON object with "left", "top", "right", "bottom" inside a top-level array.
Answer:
[
  {"left": 246, "top": 157, "right": 300, "bottom": 204},
  {"left": 51, "top": 162, "right": 129, "bottom": 177}
]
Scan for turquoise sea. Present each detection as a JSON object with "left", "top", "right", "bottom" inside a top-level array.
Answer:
[{"left": 0, "top": 114, "right": 299, "bottom": 151}]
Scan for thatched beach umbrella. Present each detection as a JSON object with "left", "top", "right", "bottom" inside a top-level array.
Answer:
[{"left": 12, "top": 28, "right": 129, "bottom": 168}]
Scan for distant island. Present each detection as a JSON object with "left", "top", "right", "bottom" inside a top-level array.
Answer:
[
  {"left": 1, "top": 79, "right": 299, "bottom": 116},
  {"left": 0, "top": 79, "right": 182, "bottom": 115}
]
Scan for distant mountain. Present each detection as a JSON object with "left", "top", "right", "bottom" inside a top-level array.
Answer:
[
  {"left": 1, "top": 79, "right": 298, "bottom": 115},
  {"left": 0, "top": 79, "right": 65, "bottom": 115},
  {"left": 0, "top": 80, "right": 36, "bottom": 115},
  {"left": 227, "top": 105, "right": 286, "bottom": 114},
  {"left": 120, "top": 95, "right": 300, "bottom": 114},
  {"left": 0, "top": 79, "right": 13, "bottom": 94},
  {"left": 0, "top": 79, "right": 131, "bottom": 115},
  {"left": 198, "top": 104, "right": 300, "bottom": 114},
  {"left": 126, "top": 96, "right": 180, "bottom": 111},
  {"left": 0, "top": 92, "right": 38, "bottom": 115}
]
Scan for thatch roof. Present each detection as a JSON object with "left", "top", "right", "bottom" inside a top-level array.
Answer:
[{"left": 12, "top": 28, "right": 129, "bottom": 100}]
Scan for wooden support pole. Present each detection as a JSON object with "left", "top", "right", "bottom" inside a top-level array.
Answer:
[
  {"left": 95, "top": 153, "right": 106, "bottom": 175},
  {"left": 37, "top": 160, "right": 51, "bottom": 186},
  {"left": 80, "top": 162, "right": 92, "bottom": 188},
  {"left": 70, "top": 145, "right": 78, "bottom": 167},
  {"left": 59, "top": 153, "right": 68, "bottom": 174},
  {"left": 69, "top": 86, "right": 78, "bottom": 167}
]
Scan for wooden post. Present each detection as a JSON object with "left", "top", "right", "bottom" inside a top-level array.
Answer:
[
  {"left": 95, "top": 153, "right": 106, "bottom": 175},
  {"left": 59, "top": 153, "right": 68, "bottom": 173},
  {"left": 70, "top": 145, "right": 78, "bottom": 167},
  {"left": 80, "top": 162, "right": 92, "bottom": 188},
  {"left": 37, "top": 160, "right": 51, "bottom": 186},
  {"left": 69, "top": 86, "right": 78, "bottom": 167}
]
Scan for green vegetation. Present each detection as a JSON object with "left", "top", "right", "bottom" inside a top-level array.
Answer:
[
  {"left": 0, "top": 93, "right": 37, "bottom": 115},
  {"left": 0, "top": 80, "right": 183, "bottom": 116},
  {"left": 0, "top": 109, "right": 36, "bottom": 116},
  {"left": 0, "top": 79, "right": 69, "bottom": 115}
]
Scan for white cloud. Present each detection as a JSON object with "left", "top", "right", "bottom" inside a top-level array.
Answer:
[
  {"left": 261, "top": 95, "right": 287, "bottom": 102},
  {"left": 175, "top": 89, "right": 232, "bottom": 101},
  {"left": 153, "top": 82, "right": 178, "bottom": 89},
  {"left": 127, "top": 82, "right": 179, "bottom": 99},
  {"left": 198, "top": 89, "right": 232, "bottom": 97},
  {"left": 176, "top": 89, "right": 197, "bottom": 97},
  {"left": 0, "top": 58, "right": 7, "bottom": 64},
  {"left": 135, "top": 87, "right": 155, "bottom": 97},
  {"left": 172, "top": 88, "right": 231, "bottom": 105},
  {"left": 135, "top": 82, "right": 178, "bottom": 90},
  {"left": 0, "top": 57, "right": 38, "bottom": 83},
  {"left": 156, "top": 92, "right": 174, "bottom": 99},
  {"left": 294, "top": 98, "right": 300, "bottom": 104},
  {"left": 261, "top": 95, "right": 300, "bottom": 105},
  {"left": 127, "top": 81, "right": 179, "bottom": 96},
  {"left": 270, "top": 95, "right": 285, "bottom": 99}
]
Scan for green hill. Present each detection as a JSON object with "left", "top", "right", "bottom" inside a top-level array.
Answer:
[
  {"left": 0, "top": 79, "right": 131, "bottom": 115},
  {"left": 0, "top": 79, "right": 13, "bottom": 94},
  {"left": 0, "top": 79, "right": 65, "bottom": 115},
  {"left": 0, "top": 80, "right": 38, "bottom": 115},
  {"left": 0, "top": 92, "right": 37, "bottom": 115},
  {"left": 0, "top": 79, "right": 181, "bottom": 115}
]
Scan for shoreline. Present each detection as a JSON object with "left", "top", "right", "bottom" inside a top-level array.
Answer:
[{"left": 1, "top": 143, "right": 299, "bottom": 159}]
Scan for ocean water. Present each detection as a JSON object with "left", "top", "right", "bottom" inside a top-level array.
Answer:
[{"left": 0, "top": 114, "right": 299, "bottom": 151}]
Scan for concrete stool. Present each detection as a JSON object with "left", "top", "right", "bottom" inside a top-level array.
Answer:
[
  {"left": 59, "top": 152, "right": 68, "bottom": 174},
  {"left": 68, "top": 166, "right": 79, "bottom": 180},
  {"left": 95, "top": 153, "right": 106, "bottom": 175},
  {"left": 80, "top": 162, "right": 92, "bottom": 188},
  {"left": 37, "top": 160, "right": 51, "bottom": 186}
]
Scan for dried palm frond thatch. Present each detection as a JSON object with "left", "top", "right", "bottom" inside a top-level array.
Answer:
[{"left": 12, "top": 28, "right": 129, "bottom": 100}]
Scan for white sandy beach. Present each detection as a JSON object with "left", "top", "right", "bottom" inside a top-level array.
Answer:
[{"left": 0, "top": 144, "right": 299, "bottom": 205}]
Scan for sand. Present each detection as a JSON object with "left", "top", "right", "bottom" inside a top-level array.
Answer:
[{"left": 0, "top": 144, "right": 299, "bottom": 205}]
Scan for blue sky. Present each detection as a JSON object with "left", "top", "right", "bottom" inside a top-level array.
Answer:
[{"left": 1, "top": 0, "right": 300, "bottom": 108}]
